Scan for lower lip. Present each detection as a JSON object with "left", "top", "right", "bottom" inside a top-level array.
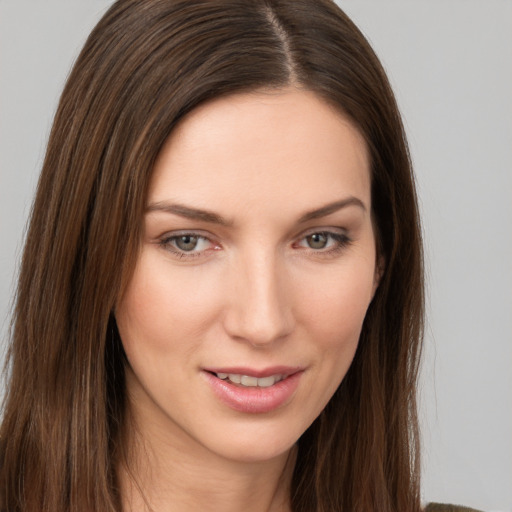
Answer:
[{"left": 203, "top": 371, "right": 303, "bottom": 414}]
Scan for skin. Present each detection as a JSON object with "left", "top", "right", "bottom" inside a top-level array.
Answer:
[{"left": 115, "top": 88, "right": 380, "bottom": 512}]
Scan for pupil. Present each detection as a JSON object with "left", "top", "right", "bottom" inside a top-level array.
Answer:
[
  {"left": 308, "top": 233, "right": 327, "bottom": 249},
  {"left": 176, "top": 235, "right": 198, "bottom": 251}
]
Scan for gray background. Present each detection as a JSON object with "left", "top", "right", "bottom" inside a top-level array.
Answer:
[{"left": 0, "top": 1, "right": 511, "bottom": 510}]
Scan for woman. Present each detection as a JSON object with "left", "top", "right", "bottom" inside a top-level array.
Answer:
[{"left": 0, "top": 0, "right": 479, "bottom": 511}]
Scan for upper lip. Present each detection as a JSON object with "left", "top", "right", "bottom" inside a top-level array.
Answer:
[{"left": 203, "top": 366, "right": 304, "bottom": 378}]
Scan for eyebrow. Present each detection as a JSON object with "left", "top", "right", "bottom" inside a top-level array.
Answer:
[
  {"left": 146, "top": 201, "right": 233, "bottom": 226},
  {"left": 297, "top": 197, "right": 367, "bottom": 223},
  {"left": 146, "top": 196, "right": 366, "bottom": 226}
]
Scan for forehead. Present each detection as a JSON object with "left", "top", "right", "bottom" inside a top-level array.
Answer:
[{"left": 149, "top": 88, "right": 370, "bottom": 218}]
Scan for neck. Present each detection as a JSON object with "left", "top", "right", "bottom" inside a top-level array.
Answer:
[{"left": 117, "top": 410, "right": 295, "bottom": 512}]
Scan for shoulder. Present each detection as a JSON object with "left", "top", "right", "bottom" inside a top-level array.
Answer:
[{"left": 425, "top": 504, "right": 484, "bottom": 512}]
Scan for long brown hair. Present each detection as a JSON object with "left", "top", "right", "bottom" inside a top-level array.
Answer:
[{"left": 0, "top": 1, "right": 424, "bottom": 511}]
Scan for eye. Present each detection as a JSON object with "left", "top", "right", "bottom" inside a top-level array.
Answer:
[
  {"left": 174, "top": 234, "right": 202, "bottom": 252},
  {"left": 305, "top": 232, "right": 329, "bottom": 249},
  {"left": 159, "top": 232, "right": 218, "bottom": 258},
  {"left": 295, "top": 230, "right": 351, "bottom": 253}
]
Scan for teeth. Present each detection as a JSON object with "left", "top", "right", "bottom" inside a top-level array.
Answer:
[
  {"left": 240, "top": 375, "right": 258, "bottom": 386},
  {"left": 228, "top": 373, "right": 241, "bottom": 384},
  {"left": 215, "top": 372, "right": 284, "bottom": 387},
  {"left": 256, "top": 375, "right": 277, "bottom": 387}
]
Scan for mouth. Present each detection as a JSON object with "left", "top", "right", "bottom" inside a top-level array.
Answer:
[
  {"left": 203, "top": 367, "right": 304, "bottom": 413},
  {"left": 211, "top": 372, "right": 287, "bottom": 388}
]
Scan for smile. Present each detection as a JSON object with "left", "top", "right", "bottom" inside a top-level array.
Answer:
[
  {"left": 214, "top": 372, "right": 286, "bottom": 388},
  {"left": 203, "top": 367, "right": 304, "bottom": 413}
]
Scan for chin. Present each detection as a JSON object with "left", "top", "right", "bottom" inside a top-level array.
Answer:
[{"left": 192, "top": 415, "right": 307, "bottom": 465}]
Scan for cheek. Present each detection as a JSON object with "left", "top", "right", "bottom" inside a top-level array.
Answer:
[
  {"left": 115, "top": 253, "right": 223, "bottom": 360},
  {"left": 294, "top": 260, "right": 376, "bottom": 348},
  {"left": 299, "top": 264, "right": 375, "bottom": 399},
  {"left": 303, "top": 288, "right": 369, "bottom": 378}
]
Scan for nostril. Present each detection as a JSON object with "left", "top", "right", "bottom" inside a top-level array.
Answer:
[{"left": 222, "top": 259, "right": 295, "bottom": 344}]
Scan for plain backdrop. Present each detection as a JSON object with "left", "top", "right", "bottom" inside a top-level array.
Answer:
[{"left": 0, "top": 1, "right": 511, "bottom": 511}]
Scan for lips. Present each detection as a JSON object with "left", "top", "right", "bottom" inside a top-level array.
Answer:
[{"left": 202, "top": 366, "right": 304, "bottom": 414}]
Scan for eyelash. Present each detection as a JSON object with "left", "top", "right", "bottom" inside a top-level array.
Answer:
[
  {"left": 158, "top": 233, "right": 216, "bottom": 259},
  {"left": 158, "top": 230, "right": 351, "bottom": 260},
  {"left": 293, "top": 231, "right": 351, "bottom": 256}
]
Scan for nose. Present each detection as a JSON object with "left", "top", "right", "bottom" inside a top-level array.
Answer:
[{"left": 223, "top": 251, "right": 294, "bottom": 347}]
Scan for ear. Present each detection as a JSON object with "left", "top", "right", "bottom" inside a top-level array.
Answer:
[{"left": 371, "top": 255, "right": 385, "bottom": 298}]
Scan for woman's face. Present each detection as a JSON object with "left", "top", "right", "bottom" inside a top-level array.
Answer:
[{"left": 116, "top": 88, "right": 379, "bottom": 463}]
